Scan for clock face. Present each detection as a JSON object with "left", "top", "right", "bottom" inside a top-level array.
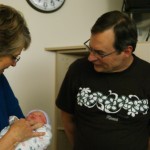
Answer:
[{"left": 26, "top": 0, "right": 65, "bottom": 13}]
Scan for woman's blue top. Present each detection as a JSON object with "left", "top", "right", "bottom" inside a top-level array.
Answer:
[{"left": 0, "top": 74, "right": 24, "bottom": 131}]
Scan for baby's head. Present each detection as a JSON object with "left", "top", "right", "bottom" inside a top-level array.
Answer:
[{"left": 26, "top": 110, "right": 49, "bottom": 124}]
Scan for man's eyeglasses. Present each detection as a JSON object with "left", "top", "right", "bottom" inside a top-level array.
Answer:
[
  {"left": 84, "top": 39, "right": 116, "bottom": 58},
  {"left": 10, "top": 55, "right": 20, "bottom": 62}
]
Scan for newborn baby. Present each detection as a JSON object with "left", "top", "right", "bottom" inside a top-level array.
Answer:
[{"left": 0, "top": 109, "right": 52, "bottom": 150}]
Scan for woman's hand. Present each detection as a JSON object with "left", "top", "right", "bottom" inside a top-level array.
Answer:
[
  {"left": 8, "top": 118, "right": 45, "bottom": 142},
  {"left": 0, "top": 118, "right": 45, "bottom": 150}
]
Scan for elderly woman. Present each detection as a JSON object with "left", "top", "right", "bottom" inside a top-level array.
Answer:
[{"left": 0, "top": 4, "right": 44, "bottom": 150}]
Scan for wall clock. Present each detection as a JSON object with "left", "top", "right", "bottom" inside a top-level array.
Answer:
[{"left": 26, "top": 0, "right": 65, "bottom": 13}]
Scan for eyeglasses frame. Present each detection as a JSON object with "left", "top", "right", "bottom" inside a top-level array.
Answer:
[
  {"left": 10, "top": 55, "right": 20, "bottom": 62},
  {"left": 84, "top": 39, "right": 117, "bottom": 58}
]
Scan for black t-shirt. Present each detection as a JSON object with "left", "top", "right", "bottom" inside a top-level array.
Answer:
[{"left": 56, "top": 55, "right": 150, "bottom": 150}]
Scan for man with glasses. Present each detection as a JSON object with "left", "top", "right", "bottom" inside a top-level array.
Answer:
[{"left": 56, "top": 10, "right": 150, "bottom": 150}]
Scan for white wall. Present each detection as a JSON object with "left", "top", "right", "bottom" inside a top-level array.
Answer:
[{"left": 1, "top": 0, "right": 123, "bottom": 149}]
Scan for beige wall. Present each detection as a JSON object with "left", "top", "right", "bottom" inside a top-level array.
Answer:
[{"left": 1, "top": 0, "right": 123, "bottom": 149}]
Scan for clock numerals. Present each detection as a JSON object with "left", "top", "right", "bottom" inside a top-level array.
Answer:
[
  {"left": 50, "top": 0, "right": 55, "bottom": 6},
  {"left": 27, "top": 0, "right": 65, "bottom": 13},
  {"left": 43, "top": 2, "right": 48, "bottom": 9}
]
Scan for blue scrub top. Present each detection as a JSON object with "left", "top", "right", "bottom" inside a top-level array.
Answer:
[{"left": 0, "top": 74, "right": 24, "bottom": 131}]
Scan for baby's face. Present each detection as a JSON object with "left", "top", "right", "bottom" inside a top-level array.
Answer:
[{"left": 26, "top": 111, "right": 47, "bottom": 124}]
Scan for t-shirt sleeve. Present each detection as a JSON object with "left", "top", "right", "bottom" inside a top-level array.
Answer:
[{"left": 56, "top": 61, "right": 80, "bottom": 114}]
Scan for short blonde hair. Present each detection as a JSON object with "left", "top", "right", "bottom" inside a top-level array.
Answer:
[{"left": 0, "top": 4, "right": 31, "bottom": 56}]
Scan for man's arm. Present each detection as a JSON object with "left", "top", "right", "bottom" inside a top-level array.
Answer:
[
  {"left": 61, "top": 111, "right": 76, "bottom": 146},
  {"left": 148, "top": 138, "right": 150, "bottom": 150}
]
